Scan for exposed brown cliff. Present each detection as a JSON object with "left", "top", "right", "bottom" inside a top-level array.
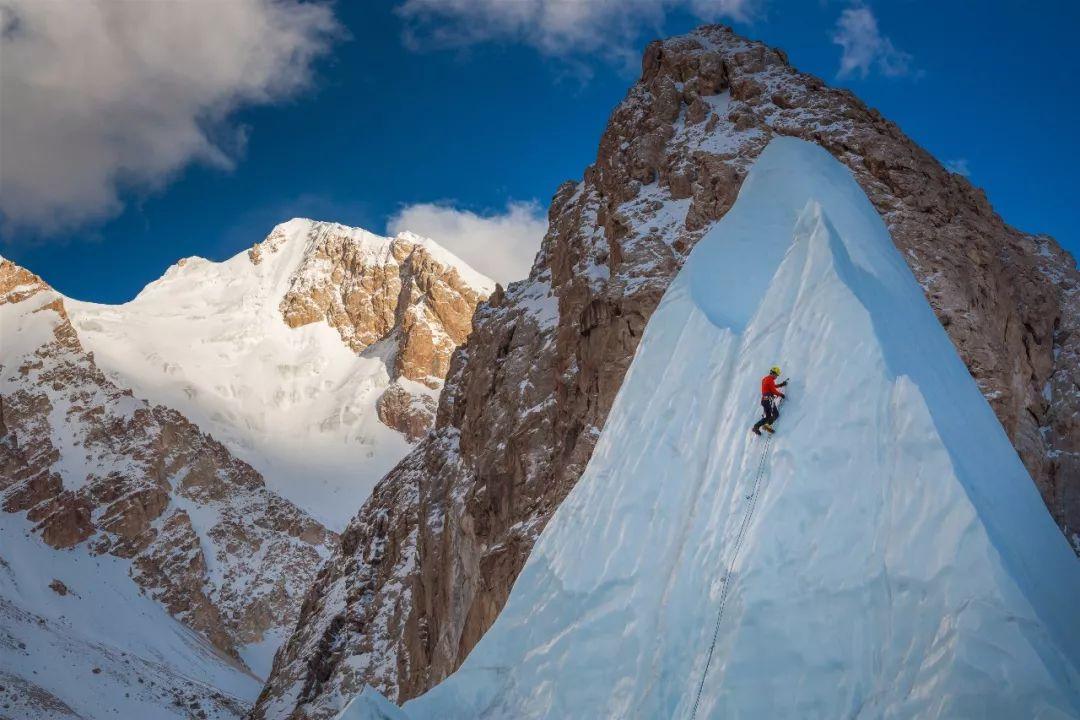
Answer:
[{"left": 270, "top": 223, "right": 493, "bottom": 421}]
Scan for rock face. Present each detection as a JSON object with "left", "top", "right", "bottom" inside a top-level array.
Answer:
[
  {"left": 254, "top": 25, "right": 1079, "bottom": 719},
  {"left": 271, "top": 221, "right": 493, "bottom": 446},
  {"left": 274, "top": 225, "right": 493, "bottom": 390},
  {"left": 0, "top": 258, "right": 334, "bottom": 667}
]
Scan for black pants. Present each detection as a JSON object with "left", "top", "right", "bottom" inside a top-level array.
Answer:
[{"left": 753, "top": 397, "right": 780, "bottom": 431}]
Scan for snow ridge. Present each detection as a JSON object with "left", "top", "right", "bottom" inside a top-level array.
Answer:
[{"left": 0, "top": 259, "right": 332, "bottom": 718}]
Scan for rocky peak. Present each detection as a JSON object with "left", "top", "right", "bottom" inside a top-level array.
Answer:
[
  {"left": 253, "top": 24, "right": 1080, "bottom": 720},
  {"left": 260, "top": 219, "right": 494, "bottom": 433},
  {"left": 270, "top": 220, "right": 494, "bottom": 377},
  {"left": 1, "top": 258, "right": 50, "bottom": 304}
]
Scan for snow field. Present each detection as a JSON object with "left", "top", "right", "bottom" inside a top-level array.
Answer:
[{"left": 0, "top": 512, "right": 259, "bottom": 719}]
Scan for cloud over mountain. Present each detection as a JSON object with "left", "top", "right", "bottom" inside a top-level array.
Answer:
[
  {"left": 831, "top": 4, "right": 913, "bottom": 79},
  {"left": 0, "top": 0, "right": 340, "bottom": 235},
  {"left": 388, "top": 200, "right": 546, "bottom": 285},
  {"left": 396, "top": 0, "right": 759, "bottom": 70}
]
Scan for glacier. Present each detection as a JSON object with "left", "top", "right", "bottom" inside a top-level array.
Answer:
[{"left": 341, "top": 137, "right": 1080, "bottom": 719}]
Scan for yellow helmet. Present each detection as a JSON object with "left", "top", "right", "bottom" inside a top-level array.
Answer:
[{"left": 770, "top": 366, "right": 781, "bottom": 375}]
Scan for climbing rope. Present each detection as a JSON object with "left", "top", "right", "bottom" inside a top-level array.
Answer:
[{"left": 687, "top": 402, "right": 780, "bottom": 720}]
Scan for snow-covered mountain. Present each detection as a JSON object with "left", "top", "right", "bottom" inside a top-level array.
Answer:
[
  {"left": 255, "top": 25, "right": 1080, "bottom": 720},
  {"left": 0, "top": 220, "right": 492, "bottom": 718},
  {"left": 66, "top": 219, "right": 494, "bottom": 529},
  {"left": 363, "top": 137, "right": 1080, "bottom": 720},
  {"left": 0, "top": 258, "right": 330, "bottom": 717}
]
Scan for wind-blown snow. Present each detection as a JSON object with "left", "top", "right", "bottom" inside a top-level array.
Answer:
[
  {"left": 64, "top": 219, "right": 482, "bottom": 530},
  {"left": 345, "top": 138, "right": 1080, "bottom": 719}
]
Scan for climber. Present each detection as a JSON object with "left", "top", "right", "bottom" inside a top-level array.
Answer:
[{"left": 751, "top": 366, "right": 787, "bottom": 436}]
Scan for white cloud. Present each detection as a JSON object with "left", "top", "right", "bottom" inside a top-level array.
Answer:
[
  {"left": 388, "top": 201, "right": 546, "bottom": 285},
  {"left": 396, "top": 0, "right": 758, "bottom": 70},
  {"left": 832, "top": 4, "right": 913, "bottom": 79},
  {"left": 945, "top": 158, "right": 971, "bottom": 177},
  {"left": 0, "top": 0, "right": 341, "bottom": 236}
]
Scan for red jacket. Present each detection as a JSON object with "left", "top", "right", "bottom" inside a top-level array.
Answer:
[{"left": 761, "top": 374, "right": 785, "bottom": 399}]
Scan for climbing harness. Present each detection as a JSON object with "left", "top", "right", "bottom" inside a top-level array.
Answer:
[{"left": 688, "top": 399, "right": 781, "bottom": 719}]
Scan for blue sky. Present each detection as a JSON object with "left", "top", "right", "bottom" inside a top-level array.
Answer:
[{"left": 2, "top": 0, "right": 1077, "bottom": 303}]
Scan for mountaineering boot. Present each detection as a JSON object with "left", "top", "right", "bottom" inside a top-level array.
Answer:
[
  {"left": 751, "top": 426, "right": 762, "bottom": 436},
  {"left": 762, "top": 424, "right": 775, "bottom": 434}
]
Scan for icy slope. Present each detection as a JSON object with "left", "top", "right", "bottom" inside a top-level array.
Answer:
[
  {"left": 0, "top": 510, "right": 258, "bottom": 720},
  {"left": 374, "top": 137, "right": 1080, "bottom": 720},
  {"left": 66, "top": 219, "right": 490, "bottom": 529}
]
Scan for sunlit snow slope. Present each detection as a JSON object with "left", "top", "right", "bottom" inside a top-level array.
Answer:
[
  {"left": 355, "top": 138, "right": 1080, "bottom": 719},
  {"left": 65, "top": 220, "right": 487, "bottom": 530}
]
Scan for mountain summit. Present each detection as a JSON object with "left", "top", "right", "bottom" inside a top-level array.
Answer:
[{"left": 66, "top": 218, "right": 494, "bottom": 529}]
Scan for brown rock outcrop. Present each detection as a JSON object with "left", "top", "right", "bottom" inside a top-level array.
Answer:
[
  {"left": 255, "top": 25, "right": 1079, "bottom": 719},
  {"left": 375, "top": 382, "right": 437, "bottom": 442},
  {"left": 273, "top": 224, "right": 492, "bottom": 390},
  {"left": 245, "top": 223, "right": 493, "bottom": 442}
]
